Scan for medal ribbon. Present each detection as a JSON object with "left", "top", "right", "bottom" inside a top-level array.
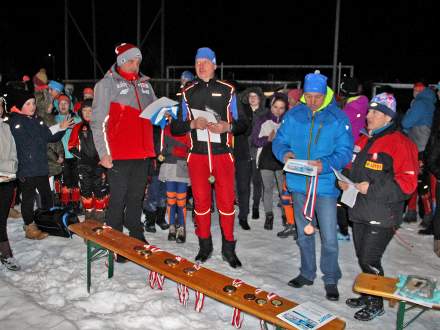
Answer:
[
  {"left": 231, "top": 308, "right": 244, "bottom": 329},
  {"left": 177, "top": 283, "right": 190, "bottom": 306},
  {"left": 302, "top": 175, "right": 319, "bottom": 221},
  {"left": 194, "top": 291, "right": 205, "bottom": 312}
]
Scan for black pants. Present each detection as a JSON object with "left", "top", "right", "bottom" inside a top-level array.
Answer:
[
  {"left": 337, "top": 203, "right": 349, "bottom": 236},
  {"left": 235, "top": 159, "right": 252, "bottom": 219},
  {"left": 62, "top": 158, "right": 79, "bottom": 188},
  {"left": 78, "top": 164, "right": 108, "bottom": 199},
  {"left": 107, "top": 159, "right": 149, "bottom": 241},
  {"left": 352, "top": 222, "right": 394, "bottom": 276},
  {"left": 19, "top": 176, "right": 53, "bottom": 225},
  {"left": 251, "top": 159, "right": 263, "bottom": 210},
  {"left": 0, "top": 181, "right": 15, "bottom": 242},
  {"left": 433, "top": 179, "right": 440, "bottom": 239}
]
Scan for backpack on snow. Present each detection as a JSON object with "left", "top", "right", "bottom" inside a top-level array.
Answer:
[{"left": 33, "top": 207, "right": 79, "bottom": 238}]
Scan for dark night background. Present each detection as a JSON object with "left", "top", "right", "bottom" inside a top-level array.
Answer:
[{"left": 0, "top": 0, "right": 438, "bottom": 86}]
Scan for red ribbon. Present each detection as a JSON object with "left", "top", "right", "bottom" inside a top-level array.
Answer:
[
  {"left": 231, "top": 307, "right": 244, "bottom": 328},
  {"left": 195, "top": 291, "right": 205, "bottom": 312},
  {"left": 177, "top": 283, "right": 189, "bottom": 307}
]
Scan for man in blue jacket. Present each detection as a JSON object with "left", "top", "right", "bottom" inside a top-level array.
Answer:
[{"left": 272, "top": 71, "right": 353, "bottom": 301}]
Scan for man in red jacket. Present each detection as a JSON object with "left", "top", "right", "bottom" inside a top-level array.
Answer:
[{"left": 91, "top": 43, "right": 156, "bottom": 255}]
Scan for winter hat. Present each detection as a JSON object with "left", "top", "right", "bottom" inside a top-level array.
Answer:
[
  {"left": 7, "top": 88, "right": 35, "bottom": 110},
  {"left": 181, "top": 70, "right": 195, "bottom": 82},
  {"left": 195, "top": 47, "right": 216, "bottom": 64},
  {"left": 115, "top": 43, "right": 142, "bottom": 66},
  {"left": 48, "top": 80, "right": 64, "bottom": 93},
  {"left": 369, "top": 92, "right": 397, "bottom": 118},
  {"left": 83, "top": 87, "right": 94, "bottom": 97},
  {"left": 340, "top": 77, "right": 359, "bottom": 96},
  {"left": 58, "top": 94, "right": 71, "bottom": 104},
  {"left": 287, "top": 88, "right": 303, "bottom": 103},
  {"left": 413, "top": 81, "right": 426, "bottom": 93},
  {"left": 304, "top": 70, "right": 328, "bottom": 95},
  {"left": 270, "top": 92, "right": 289, "bottom": 108}
]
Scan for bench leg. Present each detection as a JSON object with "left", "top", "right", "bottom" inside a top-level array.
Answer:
[
  {"left": 396, "top": 301, "right": 406, "bottom": 330},
  {"left": 108, "top": 251, "right": 114, "bottom": 278}
]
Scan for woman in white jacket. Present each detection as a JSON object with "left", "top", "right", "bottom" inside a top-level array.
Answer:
[{"left": 0, "top": 102, "right": 20, "bottom": 271}]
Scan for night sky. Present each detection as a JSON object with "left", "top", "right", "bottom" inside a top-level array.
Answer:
[{"left": 0, "top": 0, "right": 438, "bottom": 85}]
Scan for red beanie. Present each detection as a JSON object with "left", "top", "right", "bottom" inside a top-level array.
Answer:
[
  {"left": 115, "top": 43, "right": 142, "bottom": 66},
  {"left": 58, "top": 94, "right": 71, "bottom": 104}
]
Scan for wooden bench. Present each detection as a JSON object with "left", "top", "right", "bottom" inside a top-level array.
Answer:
[
  {"left": 69, "top": 220, "right": 346, "bottom": 330},
  {"left": 353, "top": 273, "right": 440, "bottom": 330}
]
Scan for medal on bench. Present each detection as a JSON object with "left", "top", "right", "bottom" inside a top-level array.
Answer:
[
  {"left": 243, "top": 293, "right": 256, "bottom": 301},
  {"left": 271, "top": 299, "right": 283, "bottom": 307},
  {"left": 164, "top": 258, "right": 179, "bottom": 267},
  {"left": 183, "top": 267, "right": 196, "bottom": 276},
  {"left": 133, "top": 246, "right": 152, "bottom": 258},
  {"left": 92, "top": 227, "right": 104, "bottom": 235},
  {"left": 223, "top": 285, "right": 237, "bottom": 295},
  {"left": 255, "top": 298, "right": 267, "bottom": 306}
]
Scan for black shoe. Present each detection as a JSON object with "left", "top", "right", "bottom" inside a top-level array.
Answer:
[
  {"left": 264, "top": 212, "right": 274, "bottom": 230},
  {"left": 403, "top": 210, "right": 417, "bottom": 223},
  {"left": 288, "top": 275, "right": 313, "bottom": 288},
  {"left": 155, "top": 207, "right": 169, "bottom": 230},
  {"left": 144, "top": 210, "right": 156, "bottom": 233},
  {"left": 354, "top": 297, "right": 384, "bottom": 321},
  {"left": 221, "top": 238, "right": 242, "bottom": 268},
  {"left": 239, "top": 217, "right": 251, "bottom": 230},
  {"left": 277, "top": 224, "right": 296, "bottom": 238},
  {"left": 420, "top": 213, "right": 433, "bottom": 228},
  {"left": 195, "top": 237, "right": 213, "bottom": 263},
  {"left": 346, "top": 295, "right": 368, "bottom": 308},
  {"left": 176, "top": 225, "right": 186, "bottom": 243},
  {"left": 252, "top": 207, "right": 259, "bottom": 220},
  {"left": 418, "top": 223, "right": 434, "bottom": 235},
  {"left": 325, "top": 284, "right": 339, "bottom": 301},
  {"left": 168, "top": 225, "right": 176, "bottom": 241},
  {"left": 115, "top": 253, "right": 128, "bottom": 263}
]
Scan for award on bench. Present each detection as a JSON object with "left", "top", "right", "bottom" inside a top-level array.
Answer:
[
  {"left": 164, "top": 258, "right": 179, "bottom": 267},
  {"left": 183, "top": 267, "right": 196, "bottom": 276},
  {"left": 271, "top": 299, "right": 283, "bottom": 307},
  {"left": 92, "top": 227, "right": 104, "bottom": 235},
  {"left": 223, "top": 285, "right": 237, "bottom": 295},
  {"left": 256, "top": 298, "right": 267, "bottom": 306},
  {"left": 243, "top": 293, "right": 256, "bottom": 301},
  {"left": 133, "top": 246, "right": 152, "bottom": 257}
]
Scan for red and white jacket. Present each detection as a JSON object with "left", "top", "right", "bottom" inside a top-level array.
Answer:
[{"left": 91, "top": 64, "right": 157, "bottom": 160}]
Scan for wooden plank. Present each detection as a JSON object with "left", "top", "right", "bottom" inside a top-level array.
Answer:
[
  {"left": 353, "top": 273, "right": 440, "bottom": 310},
  {"left": 69, "top": 221, "right": 346, "bottom": 330}
]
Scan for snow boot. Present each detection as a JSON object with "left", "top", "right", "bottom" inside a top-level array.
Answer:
[
  {"left": 420, "top": 213, "right": 433, "bottom": 228},
  {"left": 288, "top": 275, "right": 313, "bottom": 288},
  {"left": 221, "top": 238, "right": 242, "bottom": 268},
  {"left": 8, "top": 208, "right": 21, "bottom": 219},
  {"left": 403, "top": 210, "right": 417, "bottom": 223},
  {"left": 325, "top": 284, "right": 339, "bottom": 301},
  {"left": 155, "top": 207, "right": 169, "bottom": 230},
  {"left": 168, "top": 225, "right": 176, "bottom": 241},
  {"left": 354, "top": 296, "right": 384, "bottom": 321},
  {"left": 252, "top": 207, "right": 259, "bottom": 220},
  {"left": 239, "top": 217, "right": 251, "bottom": 230},
  {"left": 24, "top": 223, "right": 48, "bottom": 240},
  {"left": 144, "top": 210, "right": 156, "bottom": 233},
  {"left": 346, "top": 295, "right": 368, "bottom": 308},
  {"left": 195, "top": 237, "right": 213, "bottom": 263},
  {"left": 264, "top": 212, "right": 274, "bottom": 230},
  {"left": 176, "top": 225, "right": 186, "bottom": 244},
  {"left": 277, "top": 224, "right": 297, "bottom": 239},
  {"left": 0, "top": 241, "right": 20, "bottom": 271}
]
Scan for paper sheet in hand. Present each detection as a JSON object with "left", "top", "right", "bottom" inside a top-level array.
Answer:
[
  {"left": 283, "top": 159, "right": 317, "bottom": 176},
  {"left": 140, "top": 97, "right": 178, "bottom": 119},
  {"left": 332, "top": 167, "right": 359, "bottom": 208},
  {"left": 190, "top": 108, "right": 221, "bottom": 143},
  {"left": 0, "top": 172, "right": 16, "bottom": 183},
  {"left": 277, "top": 301, "right": 336, "bottom": 330}
]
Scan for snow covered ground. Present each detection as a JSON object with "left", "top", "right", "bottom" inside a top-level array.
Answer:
[{"left": 1, "top": 204, "right": 439, "bottom": 330}]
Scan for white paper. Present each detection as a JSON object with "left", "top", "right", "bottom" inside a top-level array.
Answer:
[
  {"left": 190, "top": 108, "right": 221, "bottom": 143},
  {"left": 0, "top": 172, "right": 16, "bottom": 183},
  {"left": 139, "top": 97, "right": 178, "bottom": 119},
  {"left": 283, "top": 159, "right": 317, "bottom": 176},
  {"left": 332, "top": 167, "right": 359, "bottom": 208},
  {"left": 277, "top": 301, "right": 336, "bottom": 330},
  {"left": 49, "top": 123, "right": 62, "bottom": 135},
  {"left": 393, "top": 291, "right": 434, "bottom": 308}
]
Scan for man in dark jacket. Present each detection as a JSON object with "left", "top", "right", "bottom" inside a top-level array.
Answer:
[
  {"left": 171, "top": 47, "right": 248, "bottom": 268},
  {"left": 91, "top": 43, "right": 156, "bottom": 254},
  {"left": 234, "top": 87, "right": 265, "bottom": 229}
]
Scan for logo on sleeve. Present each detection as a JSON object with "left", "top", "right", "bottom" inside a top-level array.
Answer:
[{"left": 365, "top": 160, "right": 383, "bottom": 171}]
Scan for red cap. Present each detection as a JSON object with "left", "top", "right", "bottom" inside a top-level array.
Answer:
[
  {"left": 83, "top": 87, "right": 94, "bottom": 96},
  {"left": 58, "top": 94, "right": 71, "bottom": 104}
]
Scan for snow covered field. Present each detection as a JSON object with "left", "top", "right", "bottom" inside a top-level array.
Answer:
[{"left": 1, "top": 205, "right": 439, "bottom": 330}]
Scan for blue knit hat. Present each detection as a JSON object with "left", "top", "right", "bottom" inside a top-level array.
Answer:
[
  {"left": 369, "top": 92, "right": 397, "bottom": 118},
  {"left": 48, "top": 80, "right": 64, "bottom": 93},
  {"left": 181, "top": 70, "right": 195, "bottom": 82},
  {"left": 304, "top": 70, "right": 328, "bottom": 94},
  {"left": 195, "top": 47, "right": 216, "bottom": 64}
]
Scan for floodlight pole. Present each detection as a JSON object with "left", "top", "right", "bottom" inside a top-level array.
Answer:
[
  {"left": 64, "top": 0, "right": 69, "bottom": 80},
  {"left": 331, "top": 0, "right": 341, "bottom": 91}
]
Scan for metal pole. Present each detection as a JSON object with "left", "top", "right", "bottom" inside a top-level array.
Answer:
[
  {"left": 220, "top": 62, "right": 224, "bottom": 80},
  {"left": 161, "top": 0, "right": 165, "bottom": 78},
  {"left": 137, "top": 0, "right": 141, "bottom": 46},
  {"left": 64, "top": 0, "right": 69, "bottom": 80},
  {"left": 92, "top": 0, "right": 97, "bottom": 80},
  {"left": 166, "top": 66, "right": 170, "bottom": 97},
  {"left": 331, "top": 0, "right": 341, "bottom": 90},
  {"left": 337, "top": 62, "right": 342, "bottom": 95}
]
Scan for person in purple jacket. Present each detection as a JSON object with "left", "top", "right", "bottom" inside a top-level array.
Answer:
[
  {"left": 336, "top": 77, "right": 369, "bottom": 241},
  {"left": 339, "top": 77, "right": 369, "bottom": 141}
]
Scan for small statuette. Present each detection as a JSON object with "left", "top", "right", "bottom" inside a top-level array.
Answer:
[
  {"left": 243, "top": 293, "right": 256, "bottom": 301},
  {"left": 255, "top": 298, "right": 267, "bottom": 306},
  {"left": 157, "top": 154, "right": 165, "bottom": 162},
  {"left": 92, "top": 227, "right": 103, "bottom": 235},
  {"left": 208, "top": 175, "right": 215, "bottom": 184},
  {"left": 271, "top": 299, "right": 283, "bottom": 307},
  {"left": 223, "top": 285, "right": 237, "bottom": 295},
  {"left": 183, "top": 267, "right": 196, "bottom": 276},
  {"left": 304, "top": 223, "right": 315, "bottom": 235},
  {"left": 164, "top": 258, "right": 179, "bottom": 267},
  {"left": 139, "top": 249, "right": 152, "bottom": 257}
]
